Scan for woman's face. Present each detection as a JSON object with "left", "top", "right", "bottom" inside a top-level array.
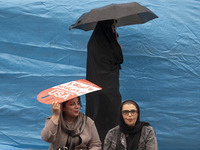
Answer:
[
  {"left": 122, "top": 103, "right": 138, "bottom": 126},
  {"left": 112, "top": 23, "right": 116, "bottom": 33},
  {"left": 63, "top": 97, "right": 81, "bottom": 119}
]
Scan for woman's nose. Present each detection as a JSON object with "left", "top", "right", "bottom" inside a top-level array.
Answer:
[{"left": 74, "top": 103, "right": 79, "bottom": 108}]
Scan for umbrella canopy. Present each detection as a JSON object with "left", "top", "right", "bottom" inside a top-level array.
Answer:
[{"left": 70, "top": 2, "right": 158, "bottom": 31}]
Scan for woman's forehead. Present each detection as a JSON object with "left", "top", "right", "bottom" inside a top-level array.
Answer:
[
  {"left": 67, "top": 97, "right": 79, "bottom": 103},
  {"left": 122, "top": 104, "right": 137, "bottom": 110}
]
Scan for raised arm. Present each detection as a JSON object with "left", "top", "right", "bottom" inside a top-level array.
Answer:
[{"left": 41, "top": 101, "right": 60, "bottom": 143}]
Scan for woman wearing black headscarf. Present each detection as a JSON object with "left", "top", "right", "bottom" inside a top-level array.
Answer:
[
  {"left": 86, "top": 20, "right": 123, "bottom": 142},
  {"left": 103, "top": 100, "right": 158, "bottom": 150}
]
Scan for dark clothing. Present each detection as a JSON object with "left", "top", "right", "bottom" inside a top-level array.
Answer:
[
  {"left": 104, "top": 100, "right": 158, "bottom": 150},
  {"left": 86, "top": 20, "right": 123, "bottom": 142},
  {"left": 123, "top": 122, "right": 150, "bottom": 150},
  {"left": 104, "top": 125, "right": 158, "bottom": 150},
  {"left": 119, "top": 101, "right": 150, "bottom": 150}
]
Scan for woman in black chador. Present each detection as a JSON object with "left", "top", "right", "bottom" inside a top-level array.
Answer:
[{"left": 86, "top": 20, "right": 123, "bottom": 142}]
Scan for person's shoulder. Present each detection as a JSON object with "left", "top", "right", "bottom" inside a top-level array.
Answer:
[
  {"left": 142, "top": 125, "right": 154, "bottom": 132},
  {"left": 141, "top": 125, "right": 156, "bottom": 137},
  {"left": 108, "top": 125, "right": 120, "bottom": 134},
  {"left": 85, "top": 116, "right": 94, "bottom": 124},
  {"left": 105, "top": 125, "right": 120, "bottom": 140},
  {"left": 80, "top": 113, "right": 95, "bottom": 125}
]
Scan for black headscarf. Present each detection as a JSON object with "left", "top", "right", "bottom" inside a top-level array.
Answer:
[
  {"left": 88, "top": 20, "right": 123, "bottom": 69},
  {"left": 119, "top": 100, "right": 150, "bottom": 150}
]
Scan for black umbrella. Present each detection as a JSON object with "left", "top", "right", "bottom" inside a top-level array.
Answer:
[{"left": 70, "top": 2, "right": 158, "bottom": 31}]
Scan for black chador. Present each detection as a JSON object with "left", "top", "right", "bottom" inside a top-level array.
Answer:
[{"left": 86, "top": 20, "right": 123, "bottom": 142}]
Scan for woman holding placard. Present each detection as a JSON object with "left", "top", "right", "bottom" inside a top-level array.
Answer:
[{"left": 41, "top": 96, "right": 101, "bottom": 150}]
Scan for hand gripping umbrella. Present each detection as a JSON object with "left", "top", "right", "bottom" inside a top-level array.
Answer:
[{"left": 70, "top": 2, "right": 158, "bottom": 31}]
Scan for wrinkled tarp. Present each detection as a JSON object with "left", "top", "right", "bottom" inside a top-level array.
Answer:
[{"left": 0, "top": 0, "right": 200, "bottom": 149}]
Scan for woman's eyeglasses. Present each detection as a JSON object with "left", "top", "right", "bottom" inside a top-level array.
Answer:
[{"left": 122, "top": 110, "right": 137, "bottom": 116}]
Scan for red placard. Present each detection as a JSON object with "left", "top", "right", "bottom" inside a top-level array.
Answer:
[{"left": 37, "top": 79, "right": 102, "bottom": 104}]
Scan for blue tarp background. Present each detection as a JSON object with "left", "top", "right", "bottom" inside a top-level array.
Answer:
[{"left": 0, "top": 0, "right": 200, "bottom": 149}]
